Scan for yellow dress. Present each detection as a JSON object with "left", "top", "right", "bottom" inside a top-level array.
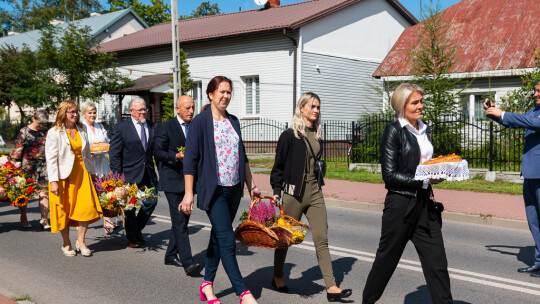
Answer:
[{"left": 49, "top": 129, "right": 102, "bottom": 233}]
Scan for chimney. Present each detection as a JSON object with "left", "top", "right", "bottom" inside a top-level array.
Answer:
[
  {"left": 50, "top": 18, "right": 65, "bottom": 26},
  {"left": 90, "top": 12, "right": 101, "bottom": 17},
  {"left": 265, "top": 0, "right": 280, "bottom": 8}
]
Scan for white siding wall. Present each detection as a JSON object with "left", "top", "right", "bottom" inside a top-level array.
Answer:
[
  {"left": 301, "top": 52, "right": 382, "bottom": 121},
  {"left": 301, "top": 0, "right": 410, "bottom": 63},
  {"left": 114, "top": 32, "right": 296, "bottom": 123},
  {"left": 95, "top": 14, "right": 147, "bottom": 44}
]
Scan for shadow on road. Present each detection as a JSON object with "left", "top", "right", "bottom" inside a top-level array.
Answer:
[
  {"left": 485, "top": 245, "right": 535, "bottom": 266},
  {"left": 211, "top": 256, "right": 356, "bottom": 300},
  {"left": 404, "top": 285, "right": 471, "bottom": 304}
]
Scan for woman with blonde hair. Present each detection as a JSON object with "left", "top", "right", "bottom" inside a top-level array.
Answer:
[
  {"left": 81, "top": 101, "right": 116, "bottom": 234},
  {"left": 270, "top": 92, "right": 352, "bottom": 302},
  {"left": 362, "top": 83, "right": 452, "bottom": 303},
  {"left": 45, "top": 100, "right": 103, "bottom": 257},
  {"left": 10, "top": 109, "right": 50, "bottom": 230}
]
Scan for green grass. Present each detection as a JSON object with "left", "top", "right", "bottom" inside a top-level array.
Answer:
[
  {"left": 249, "top": 160, "right": 523, "bottom": 195},
  {"left": 11, "top": 294, "right": 34, "bottom": 302}
]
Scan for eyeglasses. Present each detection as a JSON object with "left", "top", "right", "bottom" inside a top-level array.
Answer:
[
  {"left": 132, "top": 108, "right": 147, "bottom": 113},
  {"left": 67, "top": 111, "right": 79, "bottom": 115},
  {"left": 37, "top": 122, "right": 47, "bottom": 126}
]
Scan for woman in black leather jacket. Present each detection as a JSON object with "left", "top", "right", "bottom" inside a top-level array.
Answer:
[{"left": 362, "top": 83, "right": 452, "bottom": 304}]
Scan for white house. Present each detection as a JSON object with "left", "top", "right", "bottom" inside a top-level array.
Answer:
[
  {"left": 374, "top": 0, "right": 540, "bottom": 122},
  {"left": 0, "top": 9, "right": 148, "bottom": 122},
  {"left": 98, "top": 0, "right": 417, "bottom": 125}
]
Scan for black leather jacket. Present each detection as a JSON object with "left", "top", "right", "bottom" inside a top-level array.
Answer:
[{"left": 380, "top": 121, "right": 432, "bottom": 197}]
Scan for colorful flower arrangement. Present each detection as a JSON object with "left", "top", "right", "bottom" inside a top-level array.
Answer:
[
  {"left": 92, "top": 172, "right": 155, "bottom": 212},
  {"left": 0, "top": 155, "right": 39, "bottom": 208},
  {"left": 238, "top": 198, "right": 310, "bottom": 246}
]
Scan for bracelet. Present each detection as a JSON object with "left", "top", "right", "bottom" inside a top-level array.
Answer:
[{"left": 250, "top": 186, "right": 257, "bottom": 191}]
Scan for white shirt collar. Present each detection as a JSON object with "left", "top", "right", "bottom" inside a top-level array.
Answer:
[
  {"left": 131, "top": 116, "right": 145, "bottom": 126},
  {"left": 176, "top": 115, "right": 187, "bottom": 125},
  {"left": 398, "top": 116, "right": 426, "bottom": 135}
]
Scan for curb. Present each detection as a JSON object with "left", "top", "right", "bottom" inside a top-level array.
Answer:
[
  {"left": 255, "top": 191, "right": 529, "bottom": 231},
  {"left": 0, "top": 287, "right": 34, "bottom": 304}
]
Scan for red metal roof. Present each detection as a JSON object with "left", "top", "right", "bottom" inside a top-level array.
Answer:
[
  {"left": 374, "top": 0, "right": 540, "bottom": 77},
  {"left": 99, "top": 0, "right": 417, "bottom": 53}
]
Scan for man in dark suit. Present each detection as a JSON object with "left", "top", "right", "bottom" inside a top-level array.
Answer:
[
  {"left": 154, "top": 95, "right": 200, "bottom": 275},
  {"left": 485, "top": 80, "right": 540, "bottom": 277},
  {"left": 110, "top": 97, "right": 159, "bottom": 248}
]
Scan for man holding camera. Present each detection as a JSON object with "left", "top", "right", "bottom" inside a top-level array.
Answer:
[{"left": 485, "top": 80, "right": 540, "bottom": 277}]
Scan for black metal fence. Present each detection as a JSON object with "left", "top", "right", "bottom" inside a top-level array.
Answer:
[{"left": 350, "top": 114, "right": 525, "bottom": 172}]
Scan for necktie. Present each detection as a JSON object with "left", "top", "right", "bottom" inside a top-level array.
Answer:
[
  {"left": 139, "top": 122, "right": 147, "bottom": 151},
  {"left": 183, "top": 123, "right": 189, "bottom": 137}
]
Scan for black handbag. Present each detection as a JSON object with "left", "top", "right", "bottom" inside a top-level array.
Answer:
[
  {"left": 428, "top": 188, "right": 444, "bottom": 227},
  {"left": 303, "top": 135, "right": 326, "bottom": 188}
]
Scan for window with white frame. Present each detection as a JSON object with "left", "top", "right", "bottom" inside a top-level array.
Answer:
[
  {"left": 243, "top": 76, "right": 260, "bottom": 116},
  {"left": 191, "top": 81, "right": 203, "bottom": 113},
  {"left": 461, "top": 93, "right": 495, "bottom": 121}
]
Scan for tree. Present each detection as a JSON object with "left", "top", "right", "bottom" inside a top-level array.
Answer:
[
  {"left": 190, "top": 1, "right": 220, "bottom": 18},
  {"left": 1, "top": 0, "right": 102, "bottom": 33},
  {"left": 500, "top": 49, "right": 540, "bottom": 113},
  {"left": 36, "top": 24, "right": 133, "bottom": 103},
  {"left": 106, "top": 0, "right": 171, "bottom": 26},
  {"left": 409, "top": 0, "right": 464, "bottom": 122},
  {"left": 0, "top": 45, "right": 59, "bottom": 123},
  {"left": 160, "top": 49, "right": 194, "bottom": 121}
]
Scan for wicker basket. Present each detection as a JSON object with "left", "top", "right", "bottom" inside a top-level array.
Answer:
[
  {"left": 235, "top": 196, "right": 304, "bottom": 249},
  {"left": 102, "top": 207, "right": 122, "bottom": 218}
]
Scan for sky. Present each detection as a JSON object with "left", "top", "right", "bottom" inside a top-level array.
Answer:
[
  {"left": 178, "top": 0, "right": 463, "bottom": 20},
  {"left": 0, "top": 0, "right": 463, "bottom": 20}
]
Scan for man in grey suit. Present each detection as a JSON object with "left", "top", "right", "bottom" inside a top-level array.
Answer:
[{"left": 485, "top": 80, "right": 540, "bottom": 277}]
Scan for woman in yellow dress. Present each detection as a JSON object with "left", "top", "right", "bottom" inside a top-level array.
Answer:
[{"left": 45, "top": 100, "right": 103, "bottom": 257}]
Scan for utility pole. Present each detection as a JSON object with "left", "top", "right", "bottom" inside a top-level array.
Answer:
[{"left": 171, "top": 0, "right": 181, "bottom": 108}]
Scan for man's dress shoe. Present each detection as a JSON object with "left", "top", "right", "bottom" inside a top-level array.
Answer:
[
  {"left": 184, "top": 263, "right": 201, "bottom": 276},
  {"left": 164, "top": 258, "right": 183, "bottom": 267},
  {"left": 137, "top": 234, "right": 147, "bottom": 244},
  {"left": 327, "top": 289, "right": 353, "bottom": 302},
  {"left": 271, "top": 279, "right": 289, "bottom": 293},
  {"left": 517, "top": 265, "right": 540, "bottom": 273},
  {"left": 531, "top": 272, "right": 540, "bottom": 278}
]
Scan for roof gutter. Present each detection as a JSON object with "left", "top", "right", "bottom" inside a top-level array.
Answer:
[{"left": 283, "top": 28, "right": 297, "bottom": 114}]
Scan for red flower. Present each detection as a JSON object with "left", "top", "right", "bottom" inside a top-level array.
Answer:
[
  {"left": 128, "top": 198, "right": 137, "bottom": 205},
  {"left": 110, "top": 196, "right": 117, "bottom": 202},
  {"left": 105, "top": 186, "right": 114, "bottom": 193},
  {"left": 26, "top": 179, "right": 36, "bottom": 183},
  {"left": 26, "top": 186, "right": 35, "bottom": 194}
]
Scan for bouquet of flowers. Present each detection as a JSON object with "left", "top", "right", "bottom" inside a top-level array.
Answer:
[
  {"left": 236, "top": 197, "right": 310, "bottom": 249},
  {"left": 92, "top": 172, "right": 155, "bottom": 216},
  {"left": 0, "top": 155, "right": 39, "bottom": 207},
  {"left": 177, "top": 146, "right": 185, "bottom": 153}
]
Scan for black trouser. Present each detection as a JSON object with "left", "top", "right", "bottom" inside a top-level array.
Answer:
[
  {"left": 125, "top": 170, "right": 158, "bottom": 242},
  {"left": 362, "top": 192, "right": 452, "bottom": 304},
  {"left": 164, "top": 191, "right": 194, "bottom": 266}
]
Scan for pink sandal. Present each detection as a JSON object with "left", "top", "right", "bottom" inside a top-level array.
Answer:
[
  {"left": 239, "top": 290, "right": 252, "bottom": 304},
  {"left": 200, "top": 281, "right": 220, "bottom": 304}
]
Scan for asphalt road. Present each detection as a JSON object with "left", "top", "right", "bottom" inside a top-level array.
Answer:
[{"left": 1, "top": 194, "right": 539, "bottom": 304}]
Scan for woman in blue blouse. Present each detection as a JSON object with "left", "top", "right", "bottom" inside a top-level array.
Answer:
[{"left": 180, "top": 76, "right": 260, "bottom": 304}]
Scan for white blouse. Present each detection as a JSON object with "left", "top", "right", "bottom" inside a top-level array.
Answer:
[
  {"left": 398, "top": 116, "right": 433, "bottom": 188},
  {"left": 83, "top": 120, "right": 111, "bottom": 177}
]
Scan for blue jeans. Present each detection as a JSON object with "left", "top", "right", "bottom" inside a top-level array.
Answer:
[
  {"left": 524, "top": 179, "right": 540, "bottom": 266},
  {"left": 204, "top": 184, "right": 248, "bottom": 296}
]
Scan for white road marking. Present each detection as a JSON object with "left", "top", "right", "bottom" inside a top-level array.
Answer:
[{"left": 152, "top": 214, "right": 540, "bottom": 295}]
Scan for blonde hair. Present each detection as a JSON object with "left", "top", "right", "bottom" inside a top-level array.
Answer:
[
  {"left": 391, "top": 83, "right": 424, "bottom": 117},
  {"left": 81, "top": 101, "right": 97, "bottom": 114},
  {"left": 53, "top": 100, "right": 81, "bottom": 130},
  {"left": 291, "top": 92, "right": 322, "bottom": 140}
]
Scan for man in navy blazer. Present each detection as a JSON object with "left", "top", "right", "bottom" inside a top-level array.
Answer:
[
  {"left": 485, "top": 80, "right": 540, "bottom": 277},
  {"left": 154, "top": 96, "right": 200, "bottom": 275},
  {"left": 110, "top": 97, "right": 159, "bottom": 248}
]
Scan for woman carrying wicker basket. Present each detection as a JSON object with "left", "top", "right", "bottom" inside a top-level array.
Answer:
[
  {"left": 180, "top": 76, "right": 260, "bottom": 304},
  {"left": 361, "top": 84, "right": 452, "bottom": 304},
  {"left": 270, "top": 92, "right": 352, "bottom": 302}
]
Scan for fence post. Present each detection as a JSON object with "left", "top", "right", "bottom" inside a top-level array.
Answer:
[{"left": 489, "top": 121, "right": 494, "bottom": 171}]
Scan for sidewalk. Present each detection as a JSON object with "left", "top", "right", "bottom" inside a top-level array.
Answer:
[{"left": 252, "top": 174, "right": 528, "bottom": 230}]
